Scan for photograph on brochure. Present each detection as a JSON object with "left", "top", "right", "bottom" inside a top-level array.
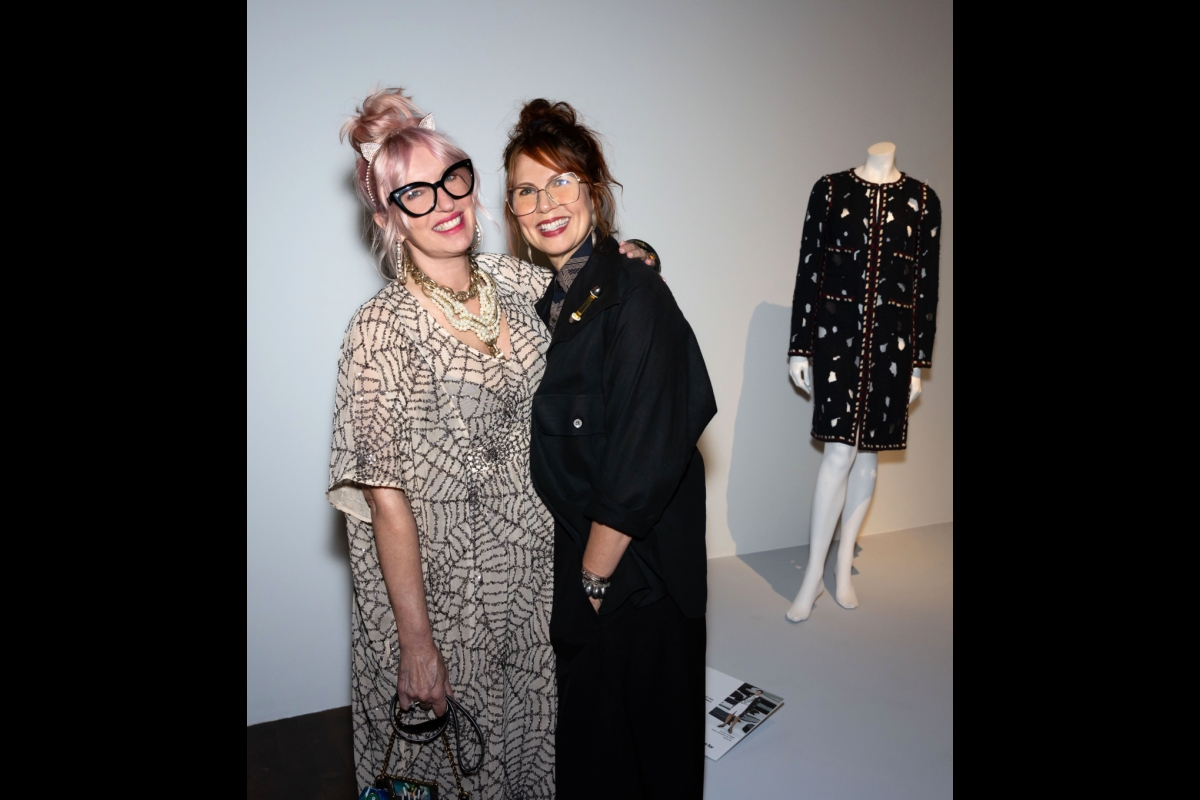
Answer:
[{"left": 705, "top": 667, "right": 785, "bottom": 761}]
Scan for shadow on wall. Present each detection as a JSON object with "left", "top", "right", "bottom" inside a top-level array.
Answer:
[
  {"left": 329, "top": 505, "right": 350, "bottom": 563},
  {"left": 726, "top": 302, "right": 826, "bottom": 556}
]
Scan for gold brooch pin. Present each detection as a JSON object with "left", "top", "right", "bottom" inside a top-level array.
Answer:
[{"left": 570, "top": 286, "right": 602, "bottom": 323}]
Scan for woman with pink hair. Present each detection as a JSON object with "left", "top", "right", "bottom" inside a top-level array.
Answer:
[{"left": 327, "top": 88, "right": 652, "bottom": 798}]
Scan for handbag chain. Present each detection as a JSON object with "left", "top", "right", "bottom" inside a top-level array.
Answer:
[
  {"left": 439, "top": 729, "right": 469, "bottom": 800},
  {"left": 379, "top": 717, "right": 470, "bottom": 800}
]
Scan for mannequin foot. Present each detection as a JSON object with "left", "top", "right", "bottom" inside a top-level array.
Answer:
[
  {"left": 785, "top": 580, "right": 825, "bottom": 622},
  {"left": 834, "top": 579, "right": 858, "bottom": 609}
]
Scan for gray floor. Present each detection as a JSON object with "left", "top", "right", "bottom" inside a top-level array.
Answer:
[{"left": 702, "top": 523, "right": 953, "bottom": 799}]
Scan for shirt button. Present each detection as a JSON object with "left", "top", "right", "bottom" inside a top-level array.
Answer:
[{"left": 573, "top": 419, "right": 583, "bottom": 429}]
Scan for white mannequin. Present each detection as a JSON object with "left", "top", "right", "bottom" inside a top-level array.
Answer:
[{"left": 785, "top": 142, "right": 921, "bottom": 622}]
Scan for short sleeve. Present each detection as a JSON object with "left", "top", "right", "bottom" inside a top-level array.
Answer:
[
  {"left": 476, "top": 252, "right": 553, "bottom": 304},
  {"left": 327, "top": 301, "right": 411, "bottom": 523}
]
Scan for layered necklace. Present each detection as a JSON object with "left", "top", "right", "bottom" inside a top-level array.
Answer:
[{"left": 400, "top": 242, "right": 503, "bottom": 359}]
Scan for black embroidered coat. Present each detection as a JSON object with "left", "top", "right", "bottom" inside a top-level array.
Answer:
[
  {"left": 529, "top": 236, "right": 717, "bottom": 628},
  {"left": 788, "top": 171, "right": 941, "bottom": 451}
]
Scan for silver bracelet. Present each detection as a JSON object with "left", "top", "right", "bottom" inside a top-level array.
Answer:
[{"left": 581, "top": 567, "right": 611, "bottom": 599}]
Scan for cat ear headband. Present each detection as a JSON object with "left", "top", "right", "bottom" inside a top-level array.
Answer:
[{"left": 360, "top": 114, "right": 436, "bottom": 207}]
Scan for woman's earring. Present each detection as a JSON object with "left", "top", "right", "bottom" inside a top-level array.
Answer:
[
  {"left": 472, "top": 223, "right": 482, "bottom": 252},
  {"left": 395, "top": 239, "right": 407, "bottom": 282}
]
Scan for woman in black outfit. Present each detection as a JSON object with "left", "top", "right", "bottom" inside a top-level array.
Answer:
[{"left": 502, "top": 100, "right": 716, "bottom": 799}]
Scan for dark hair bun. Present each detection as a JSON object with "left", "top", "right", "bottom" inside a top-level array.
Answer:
[{"left": 515, "top": 99, "right": 579, "bottom": 133}]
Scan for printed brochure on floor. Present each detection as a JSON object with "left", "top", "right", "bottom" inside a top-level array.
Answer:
[{"left": 704, "top": 667, "right": 785, "bottom": 761}]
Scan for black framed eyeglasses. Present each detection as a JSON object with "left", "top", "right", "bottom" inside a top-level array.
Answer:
[
  {"left": 506, "top": 172, "right": 582, "bottom": 217},
  {"left": 388, "top": 159, "right": 475, "bottom": 217}
]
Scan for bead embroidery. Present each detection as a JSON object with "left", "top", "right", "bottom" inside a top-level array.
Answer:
[{"left": 789, "top": 170, "right": 938, "bottom": 450}]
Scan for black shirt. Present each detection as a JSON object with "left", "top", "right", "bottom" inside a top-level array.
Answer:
[{"left": 530, "top": 236, "right": 717, "bottom": 618}]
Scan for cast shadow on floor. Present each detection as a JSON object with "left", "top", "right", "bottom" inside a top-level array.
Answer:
[{"left": 736, "top": 541, "right": 862, "bottom": 605}]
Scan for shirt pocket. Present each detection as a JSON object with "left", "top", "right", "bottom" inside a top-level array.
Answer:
[
  {"left": 822, "top": 247, "right": 862, "bottom": 302},
  {"left": 533, "top": 394, "right": 607, "bottom": 436},
  {"left": 880, "top": 251, "right": 916, "bottom": 308}
]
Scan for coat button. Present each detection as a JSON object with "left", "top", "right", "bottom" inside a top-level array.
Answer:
[{"left": 573, "top": 419, "right": 583, "bottom": 428}]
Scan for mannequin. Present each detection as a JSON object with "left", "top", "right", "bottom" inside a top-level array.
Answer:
[{"left": 784, "top": 142, "right": 931, "bottom": 623}]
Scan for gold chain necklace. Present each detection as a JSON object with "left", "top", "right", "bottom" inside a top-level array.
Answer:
[
  {"left": 404, "top": 253, "right": 479, "bottom": 302},
  {"left": 399, "top": 242, "right": 503, "bottom": 358}
]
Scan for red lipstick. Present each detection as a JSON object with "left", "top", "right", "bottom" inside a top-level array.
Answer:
[
  {"left": 432, "top": 212, "right": 465, "bottom": 234},
  {"left": 536, "top": 216, "right": 570, "bottom": 238}
]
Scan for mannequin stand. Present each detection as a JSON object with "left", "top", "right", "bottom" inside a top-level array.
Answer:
[{"left": 784, "top": 141, "right": 933, "bottom": 623}]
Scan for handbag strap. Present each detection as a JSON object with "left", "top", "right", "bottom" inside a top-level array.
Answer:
[
  {"left": 443, "top": 695, "right": 484, "bottom": 776},
  {"left": 378, "top": 693, "right": 485, "bottom": 787},
  {"left": 388, "top": 693, "right": 449, "bottom": 743}
]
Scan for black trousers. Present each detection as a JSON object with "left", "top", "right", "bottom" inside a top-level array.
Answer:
[{"left": 550, "top": 527, "right": 706, "bottom": 799}]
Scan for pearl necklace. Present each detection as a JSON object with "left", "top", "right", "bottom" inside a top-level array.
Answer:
[{"left": 402, "top": 245, "right": 503, "bottom": 358}]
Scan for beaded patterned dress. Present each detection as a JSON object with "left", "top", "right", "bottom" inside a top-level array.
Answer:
[
  {"left": 328, "top": 253, "right": 556, "bottom": 799},
  {"left": 788, "top": 170, "right": 942, "bottom": 451}
]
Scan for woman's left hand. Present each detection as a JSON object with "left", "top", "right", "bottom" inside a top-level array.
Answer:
[
  {"left": 618, "top": 240, "right": 657, "bottom": 266},
  {"left": 583, "top": 521, "right": 630, "bottom": 615}
]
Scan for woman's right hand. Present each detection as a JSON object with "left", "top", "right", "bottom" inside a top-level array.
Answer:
[{"left": 396, "top": 640, "right": 453, "bottom": 717}]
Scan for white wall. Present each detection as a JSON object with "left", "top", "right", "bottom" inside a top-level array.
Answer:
[{"left": 247, "top": 0, "right": 952, "bottom": 724}]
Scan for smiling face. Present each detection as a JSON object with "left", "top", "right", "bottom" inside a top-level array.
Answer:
[
  {"left": 510, "top": 152, "right": 595, "bottom": 268},
  {"left": 384, "top": 145, "right": 476, "bottom": 264}
]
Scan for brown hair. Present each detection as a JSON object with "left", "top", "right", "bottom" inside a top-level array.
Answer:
[{"left": 502, "top": 99, "right": 622, "bottom": 256}]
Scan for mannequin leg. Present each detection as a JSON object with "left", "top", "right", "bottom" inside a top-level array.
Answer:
[
  {"left": 833, "top": 451, "right": 878, "bottom": 609},
  {"left": 786, "top": 442, "right": 857, "bottom": 622}
]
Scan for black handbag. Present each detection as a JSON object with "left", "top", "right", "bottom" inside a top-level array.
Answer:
[{"left": 368, "top": 693, "right": 484, "bottom": 800}]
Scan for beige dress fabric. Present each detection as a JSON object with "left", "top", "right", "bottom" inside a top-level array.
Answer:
[{"left": 328, "top": 253, "right": 556, "bottom": 799}]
